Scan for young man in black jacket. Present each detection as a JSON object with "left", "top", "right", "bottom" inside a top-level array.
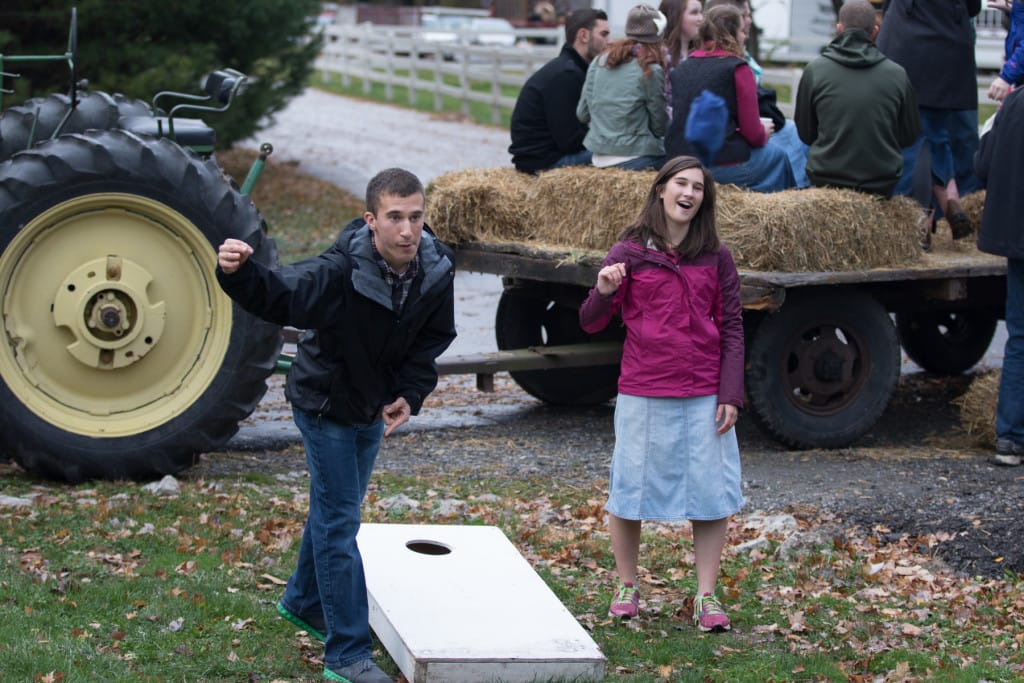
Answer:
[
  {"left": 508, "top": 8, "right": 609, "bottom": 173},
  {"left": 217, "top": 168, "right": 456, "bottom": 683}
]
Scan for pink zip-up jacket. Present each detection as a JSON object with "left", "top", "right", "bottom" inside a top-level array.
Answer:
[{"left": 579, "top": 239, "right": 744, "bottom": 407}]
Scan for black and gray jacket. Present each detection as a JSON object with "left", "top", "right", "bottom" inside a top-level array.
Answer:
[{"left": 217, "top": 218, "right": 456, "bottom": 425}]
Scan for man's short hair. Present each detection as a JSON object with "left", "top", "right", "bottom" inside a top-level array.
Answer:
[
  {"left": 838, "top": 0, "right": 877, "bottom": 33},
  {"left": 365, "top": 168, "right": 424, "bottom": 214},
  {"left": 564, "top": 8, "right": 608, "bottom": 44}
]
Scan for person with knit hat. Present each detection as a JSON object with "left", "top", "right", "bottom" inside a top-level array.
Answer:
[{"left": 576, "top": 4, "right": 669, "bottom": 171}]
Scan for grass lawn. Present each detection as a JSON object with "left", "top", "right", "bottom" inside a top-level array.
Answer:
[{"left": 1, "top": 465, "right": 1021, "bottom": 682}]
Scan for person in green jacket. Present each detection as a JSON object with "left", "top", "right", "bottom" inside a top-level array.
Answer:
[{"left": 794, "top": 0, "right": 919, "bottom": 197}]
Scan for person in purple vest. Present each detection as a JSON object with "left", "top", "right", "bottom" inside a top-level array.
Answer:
[{"left": 664, "top": 5, "right": 795, "bottom": 192}]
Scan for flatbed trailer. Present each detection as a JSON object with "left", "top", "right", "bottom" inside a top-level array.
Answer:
[{"left": 447, "top": 241, "right": 1006, "bottom": 449}]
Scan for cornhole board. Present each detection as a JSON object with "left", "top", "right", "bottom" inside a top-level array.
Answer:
[{"left": 357, "top": 523, "right": 606, "bottom": 683}]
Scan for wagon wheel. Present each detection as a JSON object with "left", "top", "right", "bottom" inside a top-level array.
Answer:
[
  {"left": 896, "top": 310, "right": 999, "bottom": 375},
  {"left": 0, "top": 130, "right": 280, "bottom": 482},
  {"left": 745, "top": 290, "right": 901, "bottom": 449},
  {"left": 495, "top": 285, "right": 622, "bottom": 405}
]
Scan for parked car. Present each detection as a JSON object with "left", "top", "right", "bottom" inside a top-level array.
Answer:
[
  {"left": 463, "top": 17, "right": 518, "bottom": 47},
  {"left": 420, "top": 13, "right": 470, "bottom": 46}
]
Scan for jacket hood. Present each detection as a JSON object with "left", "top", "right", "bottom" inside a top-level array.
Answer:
[{"left": 821, "top": 29, "right": 886, "bottom": 68}]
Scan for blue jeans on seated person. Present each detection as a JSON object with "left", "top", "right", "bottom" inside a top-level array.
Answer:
[
  {"left": 710, "top": 141, "right": 795, "bottom": 193},
  {"left": 551, "top": 149, "right": 593, "bottom": 169},
  {"left": 612, "top": 155, "right": 665, "bottom": 171},
  {"left": 771, "top": 121, "right": 810, "bottom": 188},
  {"left": 280, "top": 407, "right": 384, "bottom": 672},
  {"left": 998, "top": 258, "right": 1024, "bottom": 447}
]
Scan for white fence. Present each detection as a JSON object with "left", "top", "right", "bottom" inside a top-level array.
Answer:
[
  {"left": 316, "top": 23, "right": 1001, "bottom": 125},
  {"left": 317, "top": 23, "right": 561, "bottom": 124}
]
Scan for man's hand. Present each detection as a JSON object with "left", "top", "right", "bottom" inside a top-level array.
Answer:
[
  {"left": 715, "top": 404, "right": 738, "bottom": 435},
  {"left": 596, "top": 262, "right": 627, "bottom": 296},
  {"left": 989, "top": 77, "right": 1011, "bottom": 103},
  {"left": 218, "top": 238, "right": 254, "bottom": 274},
  {"left": 382, "top": 397, "right": 411, "bottom": 437}
]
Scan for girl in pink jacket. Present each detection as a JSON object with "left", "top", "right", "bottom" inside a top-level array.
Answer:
[{"left": 579, "top": 155, "right": 744, "bottom": 632}]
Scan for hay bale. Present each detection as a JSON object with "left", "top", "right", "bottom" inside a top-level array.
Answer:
[
  {"left": 955, "top": 369, "right": 999, "bottom": 448},
  {"left": 529, "top": 166, "right": 654, "bottom": 251},
  {"left": 959, "top": 189, "right": 986, "bottom": 234},
  {"left": 426, "top": 168, "right": 535, "bottom": 244},
  {"left": 718, "top": 186, "right": 923, "bottom": 271},
  {"left": 427, "top": 166, "right": 933, "bottom": 271}
]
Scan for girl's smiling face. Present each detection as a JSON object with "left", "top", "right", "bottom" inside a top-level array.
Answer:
[
  {"left": 659, "top": 167, "right": 705, "bottom": 230},
  {"left": 681, "top": 0, "right": 703, "bottom": 42}
]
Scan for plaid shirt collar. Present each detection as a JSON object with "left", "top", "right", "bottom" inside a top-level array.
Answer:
[
  {"left": 371, "top": 235, "right": 419, "bottom": 282},
  {"left": 371, "top": 233, "right": 419, "bottom": 311}
]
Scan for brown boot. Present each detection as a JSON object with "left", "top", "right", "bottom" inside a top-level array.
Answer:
[{"left": 945, "top": 198, "right": 972, "bottom": 239}]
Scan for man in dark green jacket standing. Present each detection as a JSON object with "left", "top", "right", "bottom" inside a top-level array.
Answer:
[{"left": 794, "top": 0, "right": 918, "bottom": 196}]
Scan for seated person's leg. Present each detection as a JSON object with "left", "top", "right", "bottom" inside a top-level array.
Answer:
[
  {"left": 613, "top": 155, "right": 665, "bottom": 171},
  {"left": 551, "top": 149, "right": 593, "bottom": 169},
  {"left": 712, "top": 143, "right": 795, "bottom": 193},
  {"left": 769, "top": 121, "right": 810, "bottom": 189}
]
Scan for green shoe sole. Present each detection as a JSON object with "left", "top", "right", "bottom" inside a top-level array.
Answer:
[{"left": 276, "top": 601, "right": 326, "bottom": 643}]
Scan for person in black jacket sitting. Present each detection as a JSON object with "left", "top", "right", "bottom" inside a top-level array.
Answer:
[
  {"left": 508, "top": 8, "right": 610, "bottom": 173},
  {"left": 216, "top": 168, "right": 456, "bottom": 683}
]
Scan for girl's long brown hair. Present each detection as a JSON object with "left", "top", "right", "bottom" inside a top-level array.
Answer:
[
  {"left": 660, "top": 0, "right": 701, "bottom": 66},
  {"left": 618, "top": 156, "right": 719, "bottom": 259},
  {"left": 602, "top": 39, "right": 667, "bottom": 78}
]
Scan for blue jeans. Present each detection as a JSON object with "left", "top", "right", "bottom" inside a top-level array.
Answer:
[
  {"left": 280, "top": 407, "right": 384, "bottom": 671},
  {"left": 893, "top": 108, "right": 980, "bottom": 202},
  {"left": 612, "top": 155, "right": 664, "bottom": 171},
  {"left": 771, "top": 120, "right": 810, "bottom": 188},
  {"left": 998, "top": 258, "right": 1024, "bottom": 446},
  {"left": 711, "top": 142, "right": 796, "bottom": 193},
  {"left": 550, "top": 149, "right": 592, "bottom": 169}
]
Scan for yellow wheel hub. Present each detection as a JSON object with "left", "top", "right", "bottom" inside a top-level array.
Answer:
[{"left": 0, "top": 192, "right": 234, "bottom": 438}]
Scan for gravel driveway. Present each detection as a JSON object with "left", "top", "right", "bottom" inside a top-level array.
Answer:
[{"left": 217, "top": 89, "right": 1024, "bottom": 581}]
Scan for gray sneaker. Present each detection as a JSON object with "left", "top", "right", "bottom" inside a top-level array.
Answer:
[
  {"left": 993, "top": 438, "right": 1024, "bottom": 467},
  {"left": 324, "top": 658, "right": 393, "bottom": 683}
]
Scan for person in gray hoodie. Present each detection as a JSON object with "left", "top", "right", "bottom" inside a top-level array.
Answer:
[{"left": 794, "top": 0, "right": 918, "bottom": 196}]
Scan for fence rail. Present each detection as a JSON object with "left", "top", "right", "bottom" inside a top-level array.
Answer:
[{"left": 317, "top": 24, "right": 1001, "bottom": 125}]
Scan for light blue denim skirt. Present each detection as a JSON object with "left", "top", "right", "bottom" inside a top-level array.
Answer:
[{"left": 606, "top": 393, "right": 744, "bottom": 522}]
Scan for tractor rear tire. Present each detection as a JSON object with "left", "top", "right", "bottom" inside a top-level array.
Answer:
[
  {"left": 0, "top": 91, "right": 153, "bottom": 162},
  {"left": 0, "top": 129, "right": 281, "bottom": 482}
]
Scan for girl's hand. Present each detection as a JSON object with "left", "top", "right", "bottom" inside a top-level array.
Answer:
[
  {"left": 715, "top": 404, "right": 738, "bottom": 435},
  {"left": 596, "top": 262, "right": 627, "bottom": 296}
]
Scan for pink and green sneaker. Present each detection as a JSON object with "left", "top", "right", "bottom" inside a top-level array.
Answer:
[
  {"left": 693, "top": 592, "right": 731, "bottom": 632},
  {"left": 608, "top": 582, "right": 640, "bottom": 619}
]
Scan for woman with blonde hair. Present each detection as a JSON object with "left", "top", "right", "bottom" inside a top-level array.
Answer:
[
  {"left": 576, "top": 4, "right": 669, "bottom": 171},
  {"left": 664, "top": 4, "right": 795, "bottom": 191}
]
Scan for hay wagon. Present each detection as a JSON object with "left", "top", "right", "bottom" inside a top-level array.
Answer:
[{"left": 428, "top": 167, "right": 1005, "bottom": 450}]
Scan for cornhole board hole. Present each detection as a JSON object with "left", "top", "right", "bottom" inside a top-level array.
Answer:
[{"left": 358, "top": 523, "right": 606, "bottom": 683}]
